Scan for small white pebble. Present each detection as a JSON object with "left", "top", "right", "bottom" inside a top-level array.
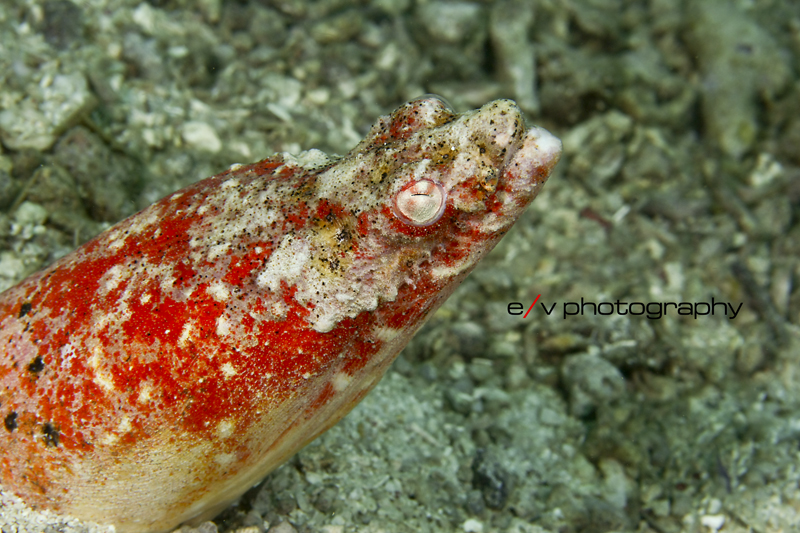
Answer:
[
  {"left": 182, "top": 121, "right": 222, "bottom": 153},
  {"left": 462, "top": 518, "right": 484, "bottom": 533},
  {"left": 700, "top": 514, "right": 725, "bottom": 531},
  {"left": 230, "top": 527, "right": 261, "bottom": 533},
  {"left": 173, "top": 521, "right": 218, "bottom": 533},
  {"left": 268, "top": 521, "right": 297, "bottom": 533}
]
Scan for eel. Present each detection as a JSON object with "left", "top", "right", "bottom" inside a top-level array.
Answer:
[{"left": 0, "top": 96, "right": 561, "bottom": 532}]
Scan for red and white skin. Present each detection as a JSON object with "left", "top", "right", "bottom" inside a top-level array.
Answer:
[{"left": 0, "top": 97, "right": 561, "bottom": 532}]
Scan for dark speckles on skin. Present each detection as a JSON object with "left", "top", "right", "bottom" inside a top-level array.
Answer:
[
  {"left": 336, "top": 228, "right": 351, "bottom": 243},
  {"left": 4, "top": 412, "right": 17, "bottom": 432},
  {"left": 18, "top": 302, "right": 32, "bottom": 319},
  {"left": 27, "top": 356, "right": 45, "bottom": 374},
  {"left": 42, "top": 422, "right": 60, "bottom": 447}
]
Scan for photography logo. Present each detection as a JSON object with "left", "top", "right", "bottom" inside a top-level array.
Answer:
[{"left": 508, "top": 296, "right": 743, "bottom": 320}]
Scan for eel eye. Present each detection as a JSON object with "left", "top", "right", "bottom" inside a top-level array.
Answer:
[{"left": 393, "top": 179, "right": 446, "bottom": 226}]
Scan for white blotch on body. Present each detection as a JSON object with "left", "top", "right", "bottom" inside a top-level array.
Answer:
[
  {"left": 138, "top": 382, "right": 153, "bottom": 404},
  {"left": 59, "top": 342, "right": 78, "bottom": 370},
  {"left": 216, "top": 420, "right": 234, "bottom": 439},
  {"left": 331, "top": 372, "right": 352, "bottom": 392},
  {"left": 221, "top": 362, "right": 237, "bottom": 378},
  {"left": 207, "top": 282, "right": 230, "bottom": 301},
  {"left": 88, "top": 349, "right": 116, "bottom": 392},
  {"left": 256, "top": 237, "right": 309, "bottom": 291},
  {"left": 214, "top": 453, "right": 236, "bottom": 467},
  {"left": 100, "top": 433, "right": 119, "bottom": 446},
  {"left": 178, "top": 323, "right": 192, "bottom": 347},
  {"left": 117, "top": 416, "right": 132, "bottom": 434},
  {"left": 207, "top": 243, "right": 230, "bottom": 261},
  {"left": 101, "top": 265, "right": 126, "bottom": 294},
  {"left": 216, "top": 315, "right": 231, "bottom": 337},
  {"left": 372, "top": 326, "right": 401, "bottom": 342}
]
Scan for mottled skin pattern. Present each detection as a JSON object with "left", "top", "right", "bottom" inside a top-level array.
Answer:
[{"left": 0, "top": 97, "right": 561, "bottom": 532}]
